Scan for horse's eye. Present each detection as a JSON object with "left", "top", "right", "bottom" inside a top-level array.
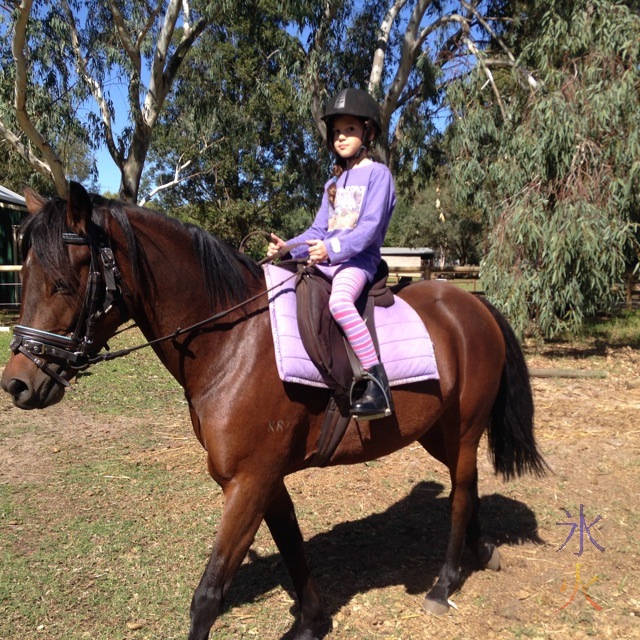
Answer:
[{"left": 52, "top": 280, "right": 71, "bottom": 295}]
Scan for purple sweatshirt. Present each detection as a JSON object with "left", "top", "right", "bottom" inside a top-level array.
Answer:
[{"left": 289, "top": 162, "right": 396, "bottom": 281}]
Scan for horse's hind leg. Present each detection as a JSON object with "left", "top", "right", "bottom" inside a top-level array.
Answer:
[
  {"left": 264, "top": 482, "right": 326, "bottom": 639},
  {"left": 464, "top": 472, "right": 501, "bottom": 571},
  {"left": 418, "top": 421, "right": 499, "bottom": 615},
  {"left": 420, "top": 422, "right": 499, "bottom": 569}
]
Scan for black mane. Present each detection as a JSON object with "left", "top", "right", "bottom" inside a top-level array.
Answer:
[
  {"left": 184, "top": 219, "right": 264, "bottom": 307},
  {"left": 18, "top": 193, "right": 263, "bottom": 308}
]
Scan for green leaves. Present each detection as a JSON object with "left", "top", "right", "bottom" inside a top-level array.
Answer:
[{"left": 448, "top": 0, "right": 640, "bottom": 338}]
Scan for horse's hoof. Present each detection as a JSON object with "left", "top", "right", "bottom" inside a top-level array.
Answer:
[
  {"left": 483, "top": 545, "right": 501, "bottom": 571},
  {"left": 289, "top": 615, "right": 330, "bottom": 640},
  {"left": 292, "top": 632, "right": 319, "bottom": 640},
  {"left": 421, "top": 596, "right": 450, "bottom": 616}
]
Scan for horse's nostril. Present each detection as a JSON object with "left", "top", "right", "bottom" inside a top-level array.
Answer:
[{"left": 5, "top": 377, "right": 29, "bottom": 398}]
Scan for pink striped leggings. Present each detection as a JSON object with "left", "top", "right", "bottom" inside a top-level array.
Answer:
[{"left": 328, "top": 266, "right": 380, "bottom": 370}]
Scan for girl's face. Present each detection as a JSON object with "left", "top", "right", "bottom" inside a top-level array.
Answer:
[{"left": 331, "top": 115, "right": 367, "bottom": 160}]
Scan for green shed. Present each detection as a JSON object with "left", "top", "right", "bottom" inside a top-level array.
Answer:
[{"left": 0, "top": 186, "right": 27, "bottom": 306}]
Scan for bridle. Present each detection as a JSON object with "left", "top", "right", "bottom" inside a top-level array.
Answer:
[
  {"left": 9, "top": 227, "right": 308, "bottom": 389},
  {"left": 9, "top": 229, "right": 126, "bottom": 388}
]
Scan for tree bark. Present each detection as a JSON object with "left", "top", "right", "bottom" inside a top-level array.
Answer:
[{"left": 11, "top": 0, "right": 68, "bottom": 196}]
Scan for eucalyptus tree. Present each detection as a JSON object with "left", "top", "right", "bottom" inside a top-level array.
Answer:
[
  {"left": 447, "top": 0, "right": 640, "bottom": 337},
  {"left": 0, "top": 0, "right": 212, "bottom": 201},
  {"left": 1, "top": 0, "right": 542, "bottom": 206},
  {"left": 143, "top": 0, "right": 323, "bottom": 248},
  {"left": 296, "top": 0, "right": 533, "bottom": 183},
  {"left": 149, "top": 0, "right": 536, "bottom": 242}
]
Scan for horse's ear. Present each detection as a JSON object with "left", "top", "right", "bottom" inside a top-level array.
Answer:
[
  {"left": 23, "top": 187, "right": 47, "bottom": 215},
  {"left": 66, "top": 181, "right": 93, "bottom": 234}
]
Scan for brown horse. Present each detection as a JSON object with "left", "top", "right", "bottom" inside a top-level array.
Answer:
[{"left": 1, "top": 182, "right": 545, "bottom": 640}]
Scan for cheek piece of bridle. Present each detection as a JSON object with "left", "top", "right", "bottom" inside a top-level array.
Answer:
[{"left": 9, "top": 230, "right": 126, "bottom": 388}]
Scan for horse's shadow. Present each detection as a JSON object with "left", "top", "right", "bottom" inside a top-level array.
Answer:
[{"left": 223, "top": 481, "right": 544, "bottom": 638}]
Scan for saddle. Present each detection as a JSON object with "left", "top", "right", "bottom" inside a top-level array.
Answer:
[
  {"left": 280, "top": 260, "right": 394, "bottom": 392},
  {"left": 273, "top": 260, "right": 394, "bottom": 467}
]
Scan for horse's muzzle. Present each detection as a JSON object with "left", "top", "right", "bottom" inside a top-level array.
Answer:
[{"left": 0, "top": 355, "right": 66, "bottom": 409}]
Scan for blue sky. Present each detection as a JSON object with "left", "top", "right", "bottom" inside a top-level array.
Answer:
[{"left": 95, "top": 146, "right": 121, "bottom": 194}]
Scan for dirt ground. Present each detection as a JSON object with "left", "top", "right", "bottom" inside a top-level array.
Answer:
[{"left": 1, "top": 341, "right": 639, "bottom": 639}]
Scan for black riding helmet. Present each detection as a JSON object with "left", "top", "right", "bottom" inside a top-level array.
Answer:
[
  {"left": 322, "top": 88, "right": 382, "bottom": 133},
  {"left": 321, "top": 89, "right": 382, "bottom": 156}
]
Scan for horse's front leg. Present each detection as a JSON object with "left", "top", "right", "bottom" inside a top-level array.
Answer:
[
  {"left": 188, "top": 478, "right": 273, "bottom": 640},
  {"left": 264, "top": 482, "right": 326, "bottom": 639}
]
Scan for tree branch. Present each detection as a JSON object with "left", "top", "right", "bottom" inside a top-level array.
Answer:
[
  {"left": 382, "top": 4, "right": 470, "bottom": 130},
  {"left": 369, "top": 0, "right": 410, "bottom": 96},
  {"left": 163, "top": 15, "right": 209, "bottom": 93},
  {"left": 383, "top": 0, "right": 433, "bottom": 129},
  {"left": 138, "top": 137, "right": 225, "bottom": 206},
  {"left": 462, "top": 33, "right": 507, "bottom": 121},
  {"left": 182, "top": 0, "right": 192, "bottom": 25},
  {"left": 136, "top": 0, "right": 162, "bottom": 50},
  {"left": 61, "top": 0, "right": 122, "bottom": 167},
  {"left": 460, "top": 0, "right": 539, "bottom": 90},
  {"left": 139, "top": 165, "right": 209, "bottom": 206},
  {"left": 11, "top": 0, "right": 67, "bottom": 195},
  {"left": 108, "top": 0, "right": 142, "bottom": 75},
  {"left": 0, "top": 117, "right": 50, "bottom": 175},
  {"left": 149, "top": 1, "right": 209, "bottom": 127},
  {"left": 108, "top": 0, "right": 144, "bottom": 159},
  {"left": 150, "top": 0, "right": 180, "bottom": 92}
]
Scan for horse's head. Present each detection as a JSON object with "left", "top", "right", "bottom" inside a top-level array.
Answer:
[{"left": 1, "top": 182, "right": 127, "bottom": 409}]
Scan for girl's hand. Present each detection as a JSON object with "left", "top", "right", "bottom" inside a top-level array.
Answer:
[
  {"left": 266, "top": 233, "right": 286, "bottom": 258},
  {"left": 306, "top": 239, "right": 329, "bottom": 263}
]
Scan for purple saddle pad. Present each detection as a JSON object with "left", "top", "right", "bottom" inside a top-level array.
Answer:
[{"left": 264, "top": 265, "right": 439, "bottom": 388}]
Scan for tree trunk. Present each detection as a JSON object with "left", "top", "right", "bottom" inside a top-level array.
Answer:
[
  {"left": 119, "top": 126, "right": 152, "bottom": 203},
  {"left": 625, "top": 270, "right": 634, "bottom": 310}
]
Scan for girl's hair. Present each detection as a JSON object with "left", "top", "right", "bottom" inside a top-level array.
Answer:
[
  {"left": 327, "top": 162, "right": 346, "bottom": 206},
  {"left": 326, "top": 117, "right": 377, "bottom": 206}
]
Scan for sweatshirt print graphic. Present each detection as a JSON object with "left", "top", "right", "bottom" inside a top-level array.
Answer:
[{"left": 329, "top": 185, "right": 367, "bottom": 231}]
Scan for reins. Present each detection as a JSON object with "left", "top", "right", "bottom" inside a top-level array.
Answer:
[
  {"left": 12, "top": 223, "right": 310, "bottom": 386},
  {"left": 87, "top": 261, "right": 304, "bottom": 365},
  {"left": 93, "top": 236, "right": 309, "bottom": 363},
  {"left": 238, "top": 230, "right": 303, "bottom": 266}
]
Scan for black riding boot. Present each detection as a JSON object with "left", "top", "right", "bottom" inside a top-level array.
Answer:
[{"left": 350, "top": 363, "right": 394, "bottom": 420}]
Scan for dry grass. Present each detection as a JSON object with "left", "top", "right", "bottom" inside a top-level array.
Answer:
[{"left": 0, "top": 330, "right": 639, "bottom": 639}]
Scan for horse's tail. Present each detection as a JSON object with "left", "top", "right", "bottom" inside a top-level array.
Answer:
[{"left": 480, "top": 298, "right": 547, "bottom": 480}]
